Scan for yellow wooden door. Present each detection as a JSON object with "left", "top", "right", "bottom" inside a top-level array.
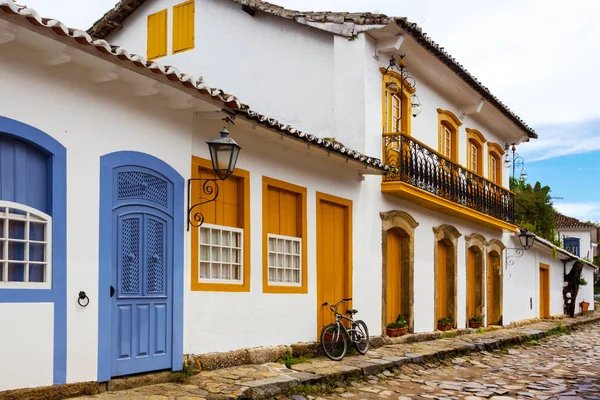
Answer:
[
  {"left": 437, "top": 241, "right": 447, "bottom": 321},
  {"left": 467, "top": 248, "right": 476, "bottom": 320},
  {"left": 539, "top": 264, "right": 550, "bottom": 318},
  {"left": 317, "top": 196, "right": 351, "bottom": 337},
  {"left": 386, "top": 230, "right": 401, "bottom": 325}
]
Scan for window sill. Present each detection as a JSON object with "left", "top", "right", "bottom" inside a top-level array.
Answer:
[
  {"left": 263, "top": 284, "right": 307, "bottom": 294},
  {"left": 191, "top": 281, "right": 249, "bottom": 292}
]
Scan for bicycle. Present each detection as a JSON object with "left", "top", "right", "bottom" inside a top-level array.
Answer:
[{"left": 320, "top": 298, "right": 370, "bottom": 361}]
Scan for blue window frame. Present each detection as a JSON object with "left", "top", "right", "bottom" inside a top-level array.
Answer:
[
  {"left": 0, "top": 116, "right": 67, "bottom": 385},
  {"left": 563, "top": 237, "right": 580, "bottom": 257}
]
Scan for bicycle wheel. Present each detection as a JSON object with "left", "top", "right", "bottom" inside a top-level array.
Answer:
[
  {"left": 320, "top": 323, "right": 347, "bottom": 361},
  {"left": 353, "top": 320, "right": 370, "bottom": 355}
]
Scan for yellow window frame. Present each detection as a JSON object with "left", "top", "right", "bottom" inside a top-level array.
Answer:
[
  {"left": 437, "top": 109, "right": 462, "bottom": 162},
  {"left": 465, "top": 128, "right": 486, "bottom": 175},
  {"left": 488, "top": 142, "right": 505, "bottom": 186},
  {"left": 381, "top": 68, "right": 416, "bottom": 137},
  {"left": 190, "top": 156, "right": 251, "bottom": 292},
  {"left": 262, "top": 176, "right": 308, "bottom": 294}
]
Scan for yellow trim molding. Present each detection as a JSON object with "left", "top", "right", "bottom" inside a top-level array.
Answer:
[
  {"left": 381, "top": 68, "right": 414, "bottom": 137},
  {"left": 488, "top": 142, "right": 504, "bottom": 186},
  {"left": 190, "top": 156, "right": 251, "bottom": 292},
  {"left": 488, "top": 142, "right": 505, "bottom": 155},
  {"left": 465, "top": 128, "right": 487, "bottom": 144},
  {"left": 381, "top": 180, "right": 518, "bottom": 232},
  {"left": 466, "top": 128, "right": 485, "bottom": 175},
  {"left": 262, "top": 176, "right": 308, "bottom": 294}
]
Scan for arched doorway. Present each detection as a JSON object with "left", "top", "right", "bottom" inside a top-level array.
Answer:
[
  {"left": 433, "top": 224, "right": 461, "bottom": 330},
  {"left": 381, "top": 211, "right": 418, "bottom": 333},
  {"left": 465, "top": 234, "right": 486, "bottom": 326},
  {"left": 486, "top": 239, "right": 505, "bottom": 326}
]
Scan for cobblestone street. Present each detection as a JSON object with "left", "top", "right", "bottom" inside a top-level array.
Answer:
[
  {"left": 281, "top": 322, "right": 600, "bottom": 400},
  {"left": 66, "top": 319, "right": 600, "bottom": 400}
]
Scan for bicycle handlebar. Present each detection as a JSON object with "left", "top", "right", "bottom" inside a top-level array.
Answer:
[{"left": 322, "top": 298, "right": 354, "bottom": 315}]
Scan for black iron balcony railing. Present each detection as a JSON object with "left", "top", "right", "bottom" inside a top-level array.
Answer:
[{"left": 383, "top": 133, "right": 514, "bottom": 224}]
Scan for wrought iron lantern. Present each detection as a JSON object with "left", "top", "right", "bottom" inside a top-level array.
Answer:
[
  {"left": 506, "top": 228, "right": 535, "bottom": 268},
  {"left": 519, "top": 167, "right": 527, "bottom": 183},
  {"left": 207, "top": 128, "right": 241, "bottom": 180},
  {"left": 518, "top": 228, "right": 535, "bottom": 250},
  {"left": 504, "top": 143, "right": 526, "bottom": 185},
  {"left": 383, "top": 55, "right": 420, "bottom": 121},
  {"left": 188, "top": 128, "right": 241, "bottom": 230}
]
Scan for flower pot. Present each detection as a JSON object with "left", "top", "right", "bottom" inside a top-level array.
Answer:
[
  {"left": 437, "top": 323, "right": 452, "bottom": 331},
  {"left": 580, "top": 301, "right": 590, "bottom": 313},
  {"left": 469, "top": 322, "right": 482, "bottom": 329},
  {"left": 386, "top": 327, "right": 406, "bottom": 337}
]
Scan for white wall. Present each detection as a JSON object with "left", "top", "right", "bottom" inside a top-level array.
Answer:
[
  {"left": 576, "top": 265, "right": 595, "bottom": 312},
  {"left": 0, "top": 303, "right": 54, "bottom": 390},
  {"left": 110, "top": 0, "right": 336, "bottom": 144},
  {"left": 0, "top": 42, "right": 194, "bottom": 386}
]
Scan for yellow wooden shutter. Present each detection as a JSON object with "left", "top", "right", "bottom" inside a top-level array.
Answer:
[
  {"left": 147, "top": 9, "right": 167, "bottom": 60},
  {"left": 194, "top": 166, "right": 241, "bottom": 228},
  {"left": 173, "top": 0, "right": 195, "bottom": 54}
]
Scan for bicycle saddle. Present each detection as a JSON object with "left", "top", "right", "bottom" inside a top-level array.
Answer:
[{"left": 345, "top": 309, "right": 358, "bottom": 315}]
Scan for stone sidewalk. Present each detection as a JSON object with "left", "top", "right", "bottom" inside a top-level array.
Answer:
[{"left": 67, "top": 312, "right": 600, "bottom": 400}]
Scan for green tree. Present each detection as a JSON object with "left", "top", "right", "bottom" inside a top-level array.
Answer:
[{"left": 511, "top": 177, "right": 557, "bottom": 242}]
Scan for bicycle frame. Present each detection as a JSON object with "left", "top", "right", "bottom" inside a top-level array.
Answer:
[{"left": 331, "top": 311, "right": 363, "bottom": 344}]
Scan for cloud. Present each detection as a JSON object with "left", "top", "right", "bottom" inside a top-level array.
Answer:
[
  {"left": 517, "top": 119, "right": 600, "bottom": 162},
  {"left": 555, "top": 202, "right": 600, "bottom": 223}
]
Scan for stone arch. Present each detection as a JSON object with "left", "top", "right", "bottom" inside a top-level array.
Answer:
[
  {"left": 465, "top": 233, "right": 487, "bottom": 327},
  {"left": 486, "top": 239, "right": 505, "bottom": 326},
  {"left": 381, "top": 211, "right": 418, "bottom": 334},
  {"left": 433, "top": 224, "right": 461, "bottom": 330}
]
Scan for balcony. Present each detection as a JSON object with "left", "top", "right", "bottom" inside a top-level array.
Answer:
[{"left": 382, "top": 133, "right": 516, "bottom": 231}]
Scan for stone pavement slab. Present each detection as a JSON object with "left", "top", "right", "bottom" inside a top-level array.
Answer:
[{"left": 63, "top": 312, "right": 600, "bottom": 400}]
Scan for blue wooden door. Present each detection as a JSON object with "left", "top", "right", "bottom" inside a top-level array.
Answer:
[{"left": 111, "top": 168, "right": 174, "bottom": 377}]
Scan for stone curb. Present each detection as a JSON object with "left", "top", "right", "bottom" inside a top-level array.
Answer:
[{"left": 236, "top": 314, "right": 600, "bottom": 399}]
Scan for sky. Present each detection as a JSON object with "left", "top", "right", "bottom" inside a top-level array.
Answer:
[{"left": 20, "top": 0, "right": 600, "bottom": 221}]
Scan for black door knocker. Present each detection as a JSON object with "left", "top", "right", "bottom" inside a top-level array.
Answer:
[{"left": 78, "top": 291, "right": 90, "bottom": 307}]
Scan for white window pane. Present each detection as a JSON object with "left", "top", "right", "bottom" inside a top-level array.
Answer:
[
  {"left": 293, "top": 269, "right": 300, "bottom": 284},
  {"left": 200, "top": 228, "right": 209, "bottom": 244},
  {"left": 293, "top": 241, "right": 300, "bottom": 255},
  {"left": 8, "top": 208, "right": 26, "bottom": 217},
  {"left": 285, "top": 269, "right": 292, "bottom": 283},
  {"left": 8, "top": 220, "right": 25, "bottom": 240},
  {"left": 269, "top": 252, "right": 276, "bottom": 267},
  {"left": 8, "top": 242, "right": 25, "bottom": 261},
  {"left": 276, "top": 268, "right": 283, "bottom": 282},
  {"left": 211, "top": 247, "right": 220, "bottom": 262},
  {"left": 199, "top": 245, "right": 209, "bottom": 261},
  {"left": 29, "top": 243, "right": 45, "bottom": 263},
  {"left": 211, "top": 229, "right": 220, "bottom": 245},
  {"left": 277, "top": 239, "right": 284, "bottom": 252},
  {"left": 29, "top": 264, "right": 44, "bottom": 283},
  {"left": 285, "top": 255, "right": 291, "bottom": 268},
  {"left": 276, "top": 254, "right": 282, "bottom": 268},
  {"left": 210, "top": 263, "right": 220, "bottom": 279},
  {"left": 232, "top": 249, "right": 240, "bottom": 263},
  {"left": 222, "top": 231, "right": 231, "bottom": 247},
  {"left": 30, "top": 222, "right": 45, "bottom": 242},
  {"left": 234, "top": 232, "right": 241, "bottom": 247},
  {"left": 232, "top": 265, "right": 240, "bottom": 280},
  {"left": 269, "top": 267, "right": 276, "bottom": 282},
  {"left": 200, "top": 262, "right": 209, "bottom": 279},
  {"left": 0, "top": 220, "right": 4, "bottom": 238},
  {"left": 269, "top": 237, "right": 276, "bottom": 251},
  {"left": 7, "top": 263, "right": 25, "bottom": 282},
  {"left": 222, "top": 248, "right": 231, "bottom": 262},
  {"left": 222, "top": 264, "right": 231, "bottom": 280},
  {"left": 285, "top": 240, "right": 291, "bottom": 254}
]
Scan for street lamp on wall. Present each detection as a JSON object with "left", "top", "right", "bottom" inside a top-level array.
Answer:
[
  {"left": 504, "top": 143, "right": 527, "bottom": 184},
  {"left": 506, "top": 228, "right": 536, "bottom": 267},
  {"left": 188, "top": 128, "right": 241, "bottom": 231},
  {"left": 383, "top": 55, "right": 422, "bottom": 120}
]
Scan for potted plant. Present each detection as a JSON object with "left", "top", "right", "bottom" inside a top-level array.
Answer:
[
  {"left": 386, "top": 314, "right": 408, "bottom": 337},
  {"left": 468, "top": 315, "right": 483, "bottom": 329},
  {"left": 437, "top": 317, "right": 453, "bottom": 331},
  {"left": 579, "top": 277, "right": 588, "bottom": 286},
  {"left": 580, "top": 300, "right": 590, "bottom": 313}
]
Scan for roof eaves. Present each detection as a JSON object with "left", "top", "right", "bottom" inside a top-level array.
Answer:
[{"left": 1, "top": 1, "right": 388, "bottom": 174}]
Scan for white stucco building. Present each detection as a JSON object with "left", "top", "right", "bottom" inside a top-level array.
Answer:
[
  {"left": 555, "top": 212, "right": 598, "bottom": 261},
  {"left": 0, "top": 0, "right": 597, "bottom": 394}
]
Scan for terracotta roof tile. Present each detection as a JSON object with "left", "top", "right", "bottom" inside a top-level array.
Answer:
[
  {"left": 0, "top": 0, "right": 387, "bottom": 172},
  {"left": 555, "top": 212, "right": 596, "bottom": 229},
  {"left": 87, "top": 0, "right": 537, "bottom": 139}
]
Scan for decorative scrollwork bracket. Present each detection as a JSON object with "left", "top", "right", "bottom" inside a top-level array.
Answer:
[
  {"left": 505, "top": 247, "right": 524, "bottom": 268},
  {"left": 187, "top": 178, "right": 221, "bottom": 231}
]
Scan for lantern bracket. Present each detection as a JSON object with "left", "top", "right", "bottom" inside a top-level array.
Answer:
[
  {"left": 505, "top": 247, "right": 524, "bottom": 268},
  {"left": 187, "top": 178, "right": 221, "bottom": 231}
]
